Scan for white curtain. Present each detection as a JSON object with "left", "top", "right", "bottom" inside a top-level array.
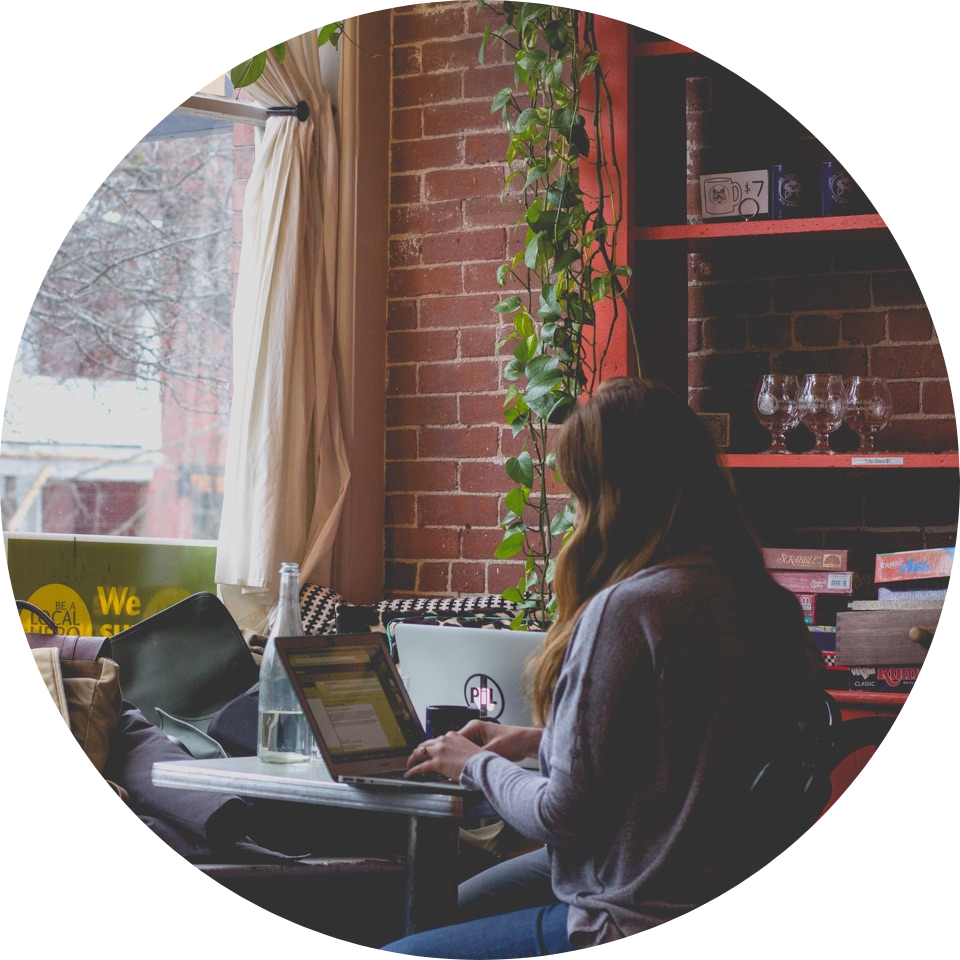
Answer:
[{"left": 216, "top": 31, "right": 349, "bottom": 633}]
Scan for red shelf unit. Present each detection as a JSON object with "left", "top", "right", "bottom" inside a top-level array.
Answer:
[
  {"left": 721, "top": 453, "right": 959, "bottom": 470},
  {"left": 632, "top": 214, "right": 887, "bottom": 244}
]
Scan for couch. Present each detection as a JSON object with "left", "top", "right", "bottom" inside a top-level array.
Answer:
[{"left": 243, "top": 584, "right": 539, "bottom": 660}]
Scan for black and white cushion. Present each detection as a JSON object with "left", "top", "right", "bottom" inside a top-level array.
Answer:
[{"left": 298, "top": 583, "right": 533, "bottom": 636}]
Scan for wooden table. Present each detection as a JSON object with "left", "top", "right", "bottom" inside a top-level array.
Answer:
[{"left": 153, "top": 756, "right": 493, "bottom": 935}]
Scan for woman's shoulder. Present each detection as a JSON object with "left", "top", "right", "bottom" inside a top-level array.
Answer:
[
  {"left": 612, "top": 552, "right": 724, "bottom": 600},
  {"left": 580, "top": 553, "right": 723, "bottom": 627}
]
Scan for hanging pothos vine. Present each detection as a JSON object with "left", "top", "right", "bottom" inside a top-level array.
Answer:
[{"left": 479, "top": 2, "right": 638, "bottom": 627}]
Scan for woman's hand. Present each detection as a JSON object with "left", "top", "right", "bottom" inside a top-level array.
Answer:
[
  {"left": 457, "top": 720, "right": 543, "bottom": 762},
  {"left": 405, "top": 731, "right": 482, "bottom": 782},
  {"left": 405, "top": 722, "right": 544, "bottom": 782}
]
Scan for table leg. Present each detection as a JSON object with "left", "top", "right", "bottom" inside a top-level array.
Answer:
[{"left": 402, "top": 815, "right": 459, "bottom": 935}]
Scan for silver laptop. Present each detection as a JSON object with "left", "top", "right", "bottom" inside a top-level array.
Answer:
[
  {"left": 391, "top": 621, "right": 542, "bottom": 733},
  {"left": 274, "top": 633, "right": 473, "bottom": 793}
]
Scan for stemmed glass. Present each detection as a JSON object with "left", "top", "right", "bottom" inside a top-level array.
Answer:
[
  {"left": 845, "top": 376, "right": 893, "bottom": 452},
  {"left": 798, "top": 374, "right": 848, "bottom": 454},
  {"left": 753, "top": 374, "right": 800, "bottom": 454}
]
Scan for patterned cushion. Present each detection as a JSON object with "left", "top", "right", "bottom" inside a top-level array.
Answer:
[
  {"left": 299, "top": 583, "right": 348, "bottom": 635},
  {"left": 335, "top": 605, "right": 525, "bottom": 637},
  {"left": 299, "top": 583, "right": 533, "bottom": 636}
]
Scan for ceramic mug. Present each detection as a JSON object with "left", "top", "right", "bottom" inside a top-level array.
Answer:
[{"left": 425, "top": 704, "right": 481, "bottom": 738}]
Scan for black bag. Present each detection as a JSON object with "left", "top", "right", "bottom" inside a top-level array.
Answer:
[
  {"left": 207, "top": 683, "right": 260, "bottom": 756},
  {"left": 108, "top": 592, "right": 259, "bottom": 758}
]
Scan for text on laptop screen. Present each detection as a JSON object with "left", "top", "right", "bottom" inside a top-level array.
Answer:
[{"left": 284, "top": 642, "right": 421, "bottom": 762}]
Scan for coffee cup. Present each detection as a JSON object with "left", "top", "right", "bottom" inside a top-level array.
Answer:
[{"left": 425, "top": 704, "right": 481, "bottom": 738}]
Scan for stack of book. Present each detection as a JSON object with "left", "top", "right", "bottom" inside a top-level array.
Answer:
[
  {"left": 835, "top": 547, "right": 951, "bottom": 693},
  {"left": 763, "top": 547, "right": 856, "bottom": 688}
]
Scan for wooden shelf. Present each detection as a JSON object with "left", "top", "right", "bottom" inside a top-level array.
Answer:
[
  {"left": 721, "top": 453, "right": 959, "bottom": 469},
  {"left": 632, "top": 40, "right": 696, "bottom": 58},
  {"left": 633, "top": 214, "right": 886, "bottom": 244},
  {"left": 830, "top": 690, "right": 908, "bottom": 709}
]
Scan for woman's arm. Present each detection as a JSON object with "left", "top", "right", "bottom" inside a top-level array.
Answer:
[{"left": 403, "top": 722, "right": 542, "bottom": 779}]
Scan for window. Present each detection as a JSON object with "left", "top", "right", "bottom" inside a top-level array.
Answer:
[{"left": 2, "top": 87, "right": 251, "bottom": 543}]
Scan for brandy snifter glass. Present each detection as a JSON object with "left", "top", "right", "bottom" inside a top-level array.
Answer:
[
  {"left": 798, "top": 373, "right": 848, "bottom": 454},
  {"left": 845, "top": 376, "right": 893, "bottom": 452},
  {"left": 753, "top": 374, "right": 800, "bottom": 454}
]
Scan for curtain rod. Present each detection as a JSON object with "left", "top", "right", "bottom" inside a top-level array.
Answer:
[
  {"left": 266, "top": 101, "right": 310, "bottom": 121},
  {"left": 178, "top": 94, "right": 331, "bottom": 126}
]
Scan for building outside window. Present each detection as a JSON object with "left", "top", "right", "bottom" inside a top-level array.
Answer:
[{"left": 2, "top": 80, "right": 245, "bottom": 544}]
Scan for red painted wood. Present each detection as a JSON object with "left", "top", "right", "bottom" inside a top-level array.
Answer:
[
  {"left": 721, "top": 453, "right": 959, "bottom": 469},
  {"left": 633, "top": 214, "right": 887, "bottom": 242},
  {"left": 587, "top": 14, "right": 637, "bottom": 385}
]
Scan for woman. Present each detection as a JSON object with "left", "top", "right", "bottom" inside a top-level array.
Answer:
[{"left": 383, "top": 378, "right": 822, "bottom": 957}]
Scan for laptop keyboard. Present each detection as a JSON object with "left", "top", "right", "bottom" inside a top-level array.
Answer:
[{"left": 374, "top": 770, "right": 454, "bottom": 784}]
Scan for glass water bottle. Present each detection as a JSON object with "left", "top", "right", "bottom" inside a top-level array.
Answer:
[{"left": 257, "top": 561, "right": 312, "bottom": 763}]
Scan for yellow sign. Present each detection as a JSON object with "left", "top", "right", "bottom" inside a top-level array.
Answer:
[{"left": 7, "top": 535, "right": 217, "bottom": 637}]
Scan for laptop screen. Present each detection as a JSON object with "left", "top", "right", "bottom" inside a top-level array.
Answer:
[{"left": 281, "top": 637, "right": 422, "bottom": 764}]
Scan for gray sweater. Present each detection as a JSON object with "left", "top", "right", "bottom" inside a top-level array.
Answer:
[{"left": 461, "top": 553, "right": 797, "bottom": 946}]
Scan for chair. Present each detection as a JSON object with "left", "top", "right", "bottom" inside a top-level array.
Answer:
[
  {"left": 748, "top": 692, "right": 894, "bottom": 860},
  {"left": 817, "top": 713, "right": 896, "bottom": 817}
]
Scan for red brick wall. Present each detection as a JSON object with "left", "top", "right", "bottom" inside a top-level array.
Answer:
[
  {"left": 385, "top": 3, "right": 524, "bottom": 597},
  {"left": 382, "top": 6, "right": 956, "bottom": 601}
]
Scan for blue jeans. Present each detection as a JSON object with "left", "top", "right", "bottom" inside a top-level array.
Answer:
[
  {"left": 380, "top": 901, "right": 573, "bottom": 958},
  {"left": 382, "top": 848, "right": 574, "bottom": 957}
]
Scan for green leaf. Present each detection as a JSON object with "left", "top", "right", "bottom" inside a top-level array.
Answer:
[
  {"left": 526, "top": 354, "right": 560, "bottom": 379},
  {"left": 546, "top": 394, "right": 576, "bottom": 424},
  {"left": 580, "top": 51, "right": 601, "bottom": 79},
  {"left": 515, "top": 311, "right": 535, "bottom": 340},
  {"left": 526, "top": 387, "right": 563, "bottom": 420},
  {"left": 480, "top": 25, "right": 490, "bottom": 64},
  {"left": 318, "top": 23, "right": 341, "bottom": 47},
  {"left": 553, "top": 246, "right": 581, "bottom": 273},
  {"left": 230, "top": 52, "right": 266, "bottom": 88},
  {"left": 571, "top": 119, "right": 591, "bottom": 158},
  {"left": 495, "top": 531, "right": 526, "bottom": 560},
  {"left": 537, "top": 284, "right": 561, "bottom": 320},
  {"left": 493, "top": 295, "right": 523, "bottom": 314},
  {"left": 524, "top": 231, "right": 543, "bottom": 269},
  {"left": 506, "top": 450, "right": 534, "bottom": 488},
  {"left": 502, "top": 587, "right": 526, "bottom": 605},
  {"left": 544, "top": 19, "right": 569, "bottom": 50},
  {"left": 523, "top": 368, "right": 563, "bottom": 405},
  {"left": 524, "top": 164, "right": 548, "bottom": 189},
  {"left": 271, "top": 43, "right": 286, "bottom": 63},
  {"left": 551, "top": 501, "right": 577, "bottom": 535},
  {"left": 504, "top": 356, "right": 526, "bottom": 381},
  {"left": 518, "top": 49, "right": 547, "bottom": 72},
  {"left": 514, "top": 107, "right": 539, "bottom": 132},
  {"left": 491, "top": 87, "right": 514, "bottom": 112},
  {"left": 505, "top": 486, "right": 528, "bottom": 517}
]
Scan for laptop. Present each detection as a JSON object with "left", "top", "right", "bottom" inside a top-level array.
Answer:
[
  {"left": 273, "top": 633, "right": 473, "bottom": 793},
  {"left": 391, "top": 622, "right": 543, "bottom": 767}
]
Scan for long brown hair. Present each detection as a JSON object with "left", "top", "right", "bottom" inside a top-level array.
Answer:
[{"left": 529, "top": 377, "right": 816, "bottom": 724}]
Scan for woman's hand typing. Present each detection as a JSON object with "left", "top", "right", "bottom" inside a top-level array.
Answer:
[
  {"left": 404, "top": 722, "right": 543, "bottom": 782},
  {"left": 458, "top": 720, "right": 542, "bottom": 762}
]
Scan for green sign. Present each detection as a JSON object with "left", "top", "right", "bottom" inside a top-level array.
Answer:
[{"left": 6, "top": 534, "right": 217, "bottom": 637}]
